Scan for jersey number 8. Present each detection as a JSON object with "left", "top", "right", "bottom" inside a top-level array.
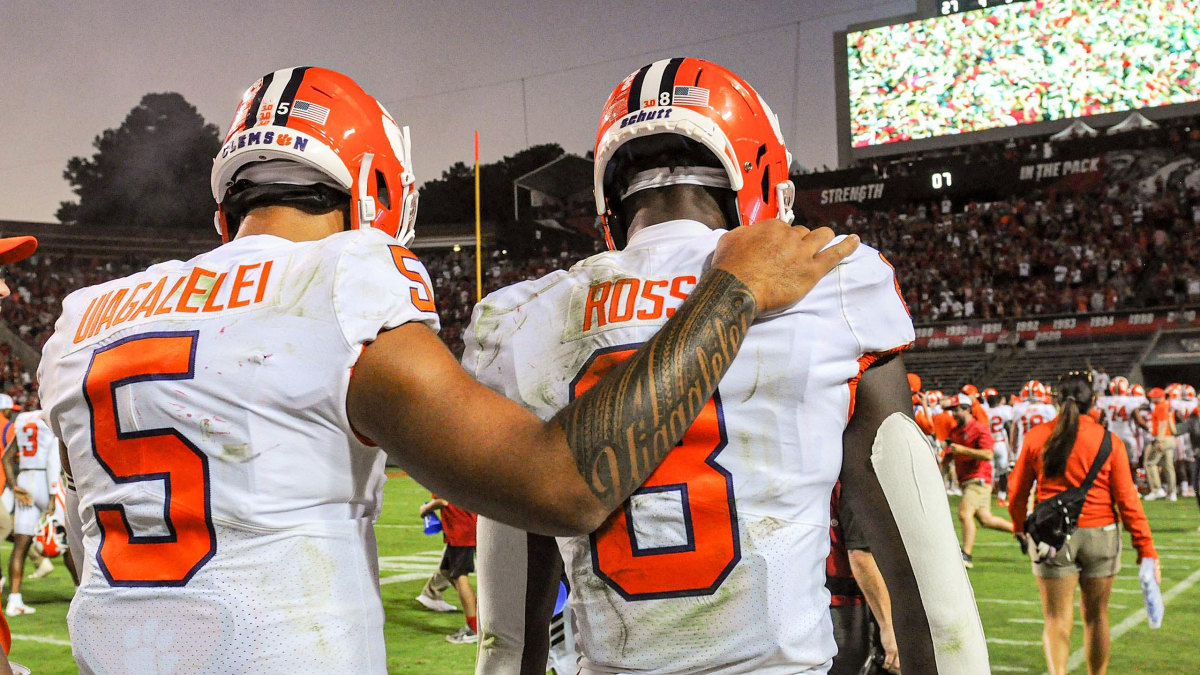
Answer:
[{"left": 572, "top": 347, "right": 739, "bottom": 601}]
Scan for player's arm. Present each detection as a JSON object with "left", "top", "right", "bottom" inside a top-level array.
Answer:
[
  {"left": 846, "top": 549, "right": 900, "bottom": 674},
  {"left": 59, "top": 441, "right": 84, "bottom": 579},
  {"left": 1, "top": 435, "right": 25, "bottom": 506},
  {"left": 474, "top": 517, "right": 562, "bottom": 675},
  {"left": 840, "top": 355, "right": 989, "bottom": 673},
  {"left": 350, "top": 223, "right": 857, "bottom": 535}
]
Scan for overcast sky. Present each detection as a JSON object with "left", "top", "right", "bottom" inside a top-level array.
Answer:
[{"left": 0, "top": 0, "right": 915, "bottom": 224}]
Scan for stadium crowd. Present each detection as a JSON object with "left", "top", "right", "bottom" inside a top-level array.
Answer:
[{"left": 847, "top": 177, "right": 1200, "bottom": 322}]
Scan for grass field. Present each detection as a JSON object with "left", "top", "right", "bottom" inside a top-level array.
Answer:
[{"left": 7, "top": 474, "right": 1199, "bottom": 673}]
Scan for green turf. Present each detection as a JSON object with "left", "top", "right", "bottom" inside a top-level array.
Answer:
[{"left": 6, "top": 477, "right": 1198, "bottom": 673}]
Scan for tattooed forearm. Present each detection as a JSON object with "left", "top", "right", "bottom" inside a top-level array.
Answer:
[{"left": 551, "top": 268, "right": 757, "bottom": 508}]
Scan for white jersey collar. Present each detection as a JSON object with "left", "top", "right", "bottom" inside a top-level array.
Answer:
[{"left": 625, "top": 219, "right": 720, "bottom": 250}]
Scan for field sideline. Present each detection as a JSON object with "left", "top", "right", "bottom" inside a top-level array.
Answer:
[{"left": 6, "top": 474, "right": 1198, "bottom": 673}]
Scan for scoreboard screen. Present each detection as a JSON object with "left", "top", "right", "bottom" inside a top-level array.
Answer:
[
  {"left": 845, "top": 0, "right": 1200, "bottom": 149},
  {"left": 936, "top": 0, "right": 1031, "bottom": 16}
]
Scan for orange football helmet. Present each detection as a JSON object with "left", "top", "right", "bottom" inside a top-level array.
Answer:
[
  {"left": 1020, "top": 380, "right": 1047, "bottom": 402},
  {"left": 1184, "top": 384, "right": 1196, "bottom": 401},
  {"left": 593, "top": 58, "right": 794, "bottom": 249},
  {"left": 1130, "top": 383, "right": 1146, "bottom": 398},
  {"left": 211, "top": 66, "right": 418, "bottom": 245},
  {"left": 34, "top": 492, "right": 67, "bottom": 559},
  {"left": 1165, "top": 383, "right": 1182, "bottom": 400},
  {"left": 907, "top": 373, "right": 923, "bottom": 394},
  {"left": 1109, "top": 376, "right": 1130, "bottom": 396}
]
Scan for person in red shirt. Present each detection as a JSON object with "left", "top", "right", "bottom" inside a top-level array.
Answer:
[
  {"left": 943, "top": 395, "right": 1013, "bottom": 568},
  {"left": 419, "top": 496, "right": 479, "bottom": 644},
  {"left": 1008, "top": 371, "right": 1159, "bottom": 675},
  {"left": 1143, "top": 387, "right": 1178, "bottom": 501}
]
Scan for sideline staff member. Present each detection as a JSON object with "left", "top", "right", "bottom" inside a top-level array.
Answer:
[{"left": 1008, "top": 371, "right": 1159, "bottom": 675}]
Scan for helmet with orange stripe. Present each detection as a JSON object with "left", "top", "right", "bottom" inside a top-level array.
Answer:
[
  {"left": 211, "top": 67, "right": 418, "bottom": 246},
  {"left": 593, "top": 58, "right": 795, "bottom": 249}
]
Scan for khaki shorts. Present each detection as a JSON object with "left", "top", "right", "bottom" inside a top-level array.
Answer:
[
  {"left": 1033, "top": 524, "right": 1121, "bottom": 579},
  {"left": 961, "top": 480, "right": 993, "bottom": 512}
]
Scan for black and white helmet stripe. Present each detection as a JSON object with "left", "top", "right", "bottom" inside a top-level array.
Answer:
[
  {"left": 626, "top": 57, "right": 685, "bottom": 114},
  {"left": 246, "top": 66, "right": 310, "bottom": 128}
]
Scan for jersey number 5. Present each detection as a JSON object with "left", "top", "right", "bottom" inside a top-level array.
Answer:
[
  {"left": 84, "top": 331, "right": 216, "bottom": 586},
  {"left": 572, "top": 347, "right": 739, "bottom": 601}
]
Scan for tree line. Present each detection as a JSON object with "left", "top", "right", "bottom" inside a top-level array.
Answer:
[{"left": 58, "top": 92, "right": 567, "bottom": 231}]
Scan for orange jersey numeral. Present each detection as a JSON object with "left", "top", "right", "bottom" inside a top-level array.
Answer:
[
  {"left": 572, "top": 347, "right": 739, "bottom": 600},
  {"left": 18, "top": 423, "right": 38, "bottom": 457},
  {"left": 84, "top": 331, "right": 216, "bottom": 586}
]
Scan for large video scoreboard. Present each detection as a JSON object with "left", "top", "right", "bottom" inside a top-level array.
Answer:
[
  {"left": 836, "top": 0, "right": 1200, "bottom": 163},
  {"left": 935, "top": 0, "right": 1031, "bottom": 17}
]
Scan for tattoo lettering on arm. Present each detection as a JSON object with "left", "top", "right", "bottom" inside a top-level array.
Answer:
[{"left": 552, "top": 269, "right": 756, "bottom": 507}]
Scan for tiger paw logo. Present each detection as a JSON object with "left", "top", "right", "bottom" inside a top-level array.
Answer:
[{"left": 276, "top": 133, "right": 293, "bottom": 146}]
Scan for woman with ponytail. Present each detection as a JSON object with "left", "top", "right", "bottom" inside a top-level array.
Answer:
[{"left": 1008, "top": 371, "right": 1159, "bottom": 675}]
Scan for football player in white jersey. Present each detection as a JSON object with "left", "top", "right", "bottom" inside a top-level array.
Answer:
[
  {"left": 471, "top": 59, "right": 985, "bottom": 674},
  {"left": 982, "top": 388, "right": 1015, "bottom": 501},
  {"left": 2, "top": 404, "right": 61, "bottom": 616},
  {"left": 38, "top": 67, "right": 849, "bottom": 674},
  {"left": 1098, "top": 376, "right": 1140, "bottom": 465},
  {"left": 1013, "top": 380, "right": 1058, "bottom": 459},
  {"left": 1128, "top": 383, "right": 1152, "bottom": 465}
]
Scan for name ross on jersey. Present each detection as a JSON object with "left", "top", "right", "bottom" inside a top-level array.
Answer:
[
  {"left": 72, "top": 261, "right": 274, "bottom": 344},
  {"left": 575, "top": 275, "right": 696, "bottom": 337}
]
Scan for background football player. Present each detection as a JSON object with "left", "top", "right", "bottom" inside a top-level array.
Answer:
[{"left": 2, "top": 399, "right": 61, "bottom": 616}]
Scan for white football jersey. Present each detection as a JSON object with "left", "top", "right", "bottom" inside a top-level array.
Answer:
[
  {"left": 463, "top": 220, "right": 914, "bottom": 674},
  {"left": 39, "top": 230, "right": 438, "bottom": 674},
  {"left": 14, "top": 410, "right": 58, "bottom": 471},
  {"left": 1014, "top": 402, "right": 1058, "bottom": 454},
  {"left": 1097, "top": 395, "right": 1135, "bottom": 441},
  {"left": 1172, "top": 398, "right": 1197, "bottom": 420},
  {"left": 985, "top": 404, "right": 1013, "bottom": 452}
]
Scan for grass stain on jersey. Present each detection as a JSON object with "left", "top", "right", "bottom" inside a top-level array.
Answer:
[{"left": 220, "top": 443, "right": 253, "bottom": 462}]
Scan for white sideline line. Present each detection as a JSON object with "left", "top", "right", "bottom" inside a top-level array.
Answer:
[
  {"left": 380, "top": 572, "right": 439, "bottom": 585},
  {"left": 375, "top": 524, "right": 422, "bottom": 529},
  {"left": 12, "top": 633, "right": 70, "bottom": 646},
  {"left": 1062, "top": 566, "right": 1200, "bottom": 673},
  {"left": 988, "top": 638, "right": 1041, "bottom": 646},
  {"left": 992, "top": 667, "right": 1032, "bottom": 673},
  {"left": 978, "top": 598, "right": 1039, "bottom": 605},
  {"left": 1160, "top": 553, "right": 1200, "bottom": 560},
  {"left": 1009, "top": 618, "right": 1081, "bottom": 626},
  {"left": 1110, "top": 588, "right": 1141, "bottom": 594}
]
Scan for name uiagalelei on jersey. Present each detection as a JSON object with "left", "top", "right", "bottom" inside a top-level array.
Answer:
[{"left": 70, "top": 260, "right": 273, "bottom": 343}]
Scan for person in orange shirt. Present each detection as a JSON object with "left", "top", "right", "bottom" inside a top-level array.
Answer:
[
  {"left": 1008, "top": 371, "right": 1159, "bottom": 675},
  {"left": 909, "top": 374, "right": 934, "bottom": 436},
  {"left": 1143, "top": 387, "right": 1178, "bottom": 501}
]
